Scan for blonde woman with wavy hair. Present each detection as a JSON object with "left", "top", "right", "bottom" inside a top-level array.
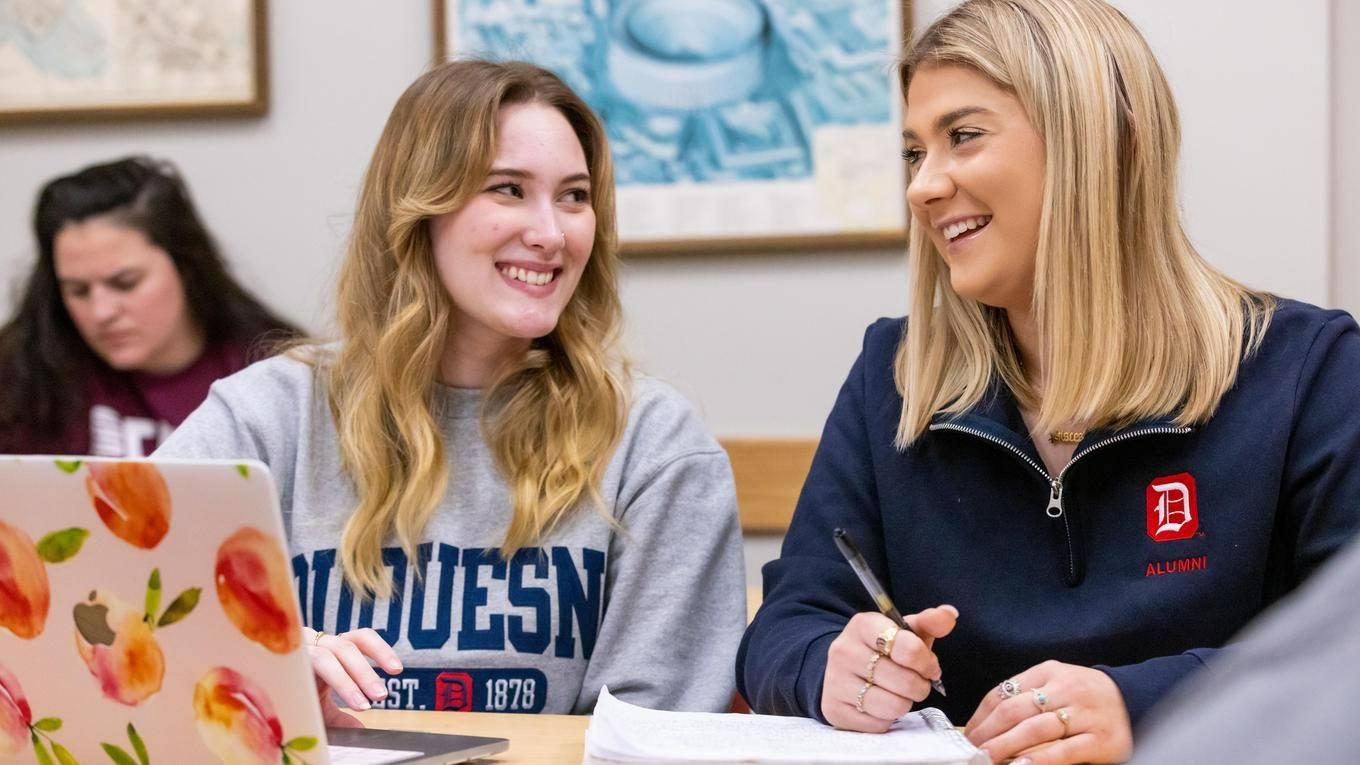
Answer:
[
  {"left": 739, "top": 1, "right": 1360, "bottom": 763},
  {"left": 159, "top": 60, "right": 744, "bottom": 722}
]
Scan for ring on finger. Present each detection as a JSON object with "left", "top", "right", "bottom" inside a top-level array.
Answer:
[
  {"left": 865, "top": 652, "right": 883, "bottom": 684},
  {"left": 855, "top": 680, "right": 874, "bottom": 714},
  {"left": 997, "top": 677, "right": 1022, "bottom": 699},
  {"left": 1030, "top": 687, "right": 1049, "bottom": 712},
  {"left": 312, "top": 629, "right": 328, "bottom": 647},
  {"left": 874, "top": 625, "right": 899, "bottom": 656},
  {"left": 1055, "top": 708, "right": 1072, "bottom": 737}
]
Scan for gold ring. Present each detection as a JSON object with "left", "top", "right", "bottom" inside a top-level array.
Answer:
[
  {"left": 855, "top": 680, "right": 873, "bottom": 714},
  {"left": 312, "top": 629, "right": 327, "bottom": 647},
  {"left": 1031, "top": 687, "right": 1049, "bottom": 712},
  {"left": 874, "top": 625, "right": 899, "bottom": 657},
  {"left": 1055, "top": 708, "right": 1071, "bottom": 737},
  {"left": 865, "top": 652, "right": 882, "bottom": 684}
]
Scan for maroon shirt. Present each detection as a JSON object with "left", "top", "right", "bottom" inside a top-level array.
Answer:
[{"left": 12, "top": 342, "right": 248, "bottom": 457}]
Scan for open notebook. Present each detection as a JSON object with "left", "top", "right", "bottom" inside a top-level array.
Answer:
[
  {"left": 585, "top": 687, "right": 987, "bottom": 764},
  {"left": 0, "top": 457, "right": 505, "bottom": 764}
]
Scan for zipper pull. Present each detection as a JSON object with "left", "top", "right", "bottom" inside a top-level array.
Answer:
[{"left": 1046, "top": 478, "right": 1064, "bottom": 518}]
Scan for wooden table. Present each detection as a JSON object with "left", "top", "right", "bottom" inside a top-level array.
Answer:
[{"left": 354, "top": 709, "right": 588, "bottom": 764}]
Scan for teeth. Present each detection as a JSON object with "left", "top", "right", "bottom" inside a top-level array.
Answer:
[
  {"left": 943, "top": 215, "right": 991, "bottom": 241},
  {"left": 500, "top": 265, "right": 556, "bottom": 286}
]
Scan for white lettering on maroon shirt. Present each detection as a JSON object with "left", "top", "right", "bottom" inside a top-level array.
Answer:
[{"left": 89, "top": 404, "right": 172, "bottom": 457}]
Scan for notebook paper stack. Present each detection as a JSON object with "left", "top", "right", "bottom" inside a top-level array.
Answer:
[{"left": 585, "top": 688, "right": 987, "bottom": 764}]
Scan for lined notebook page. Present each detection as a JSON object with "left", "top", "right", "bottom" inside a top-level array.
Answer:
[{"left": 585, "top": 687, "right": 987, "bottom": 764}]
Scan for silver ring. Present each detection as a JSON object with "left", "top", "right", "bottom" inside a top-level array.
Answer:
[
  {"left": 1031, "top": 688, "right": 1048, "bottom": 711},
  {"left": 998, "top": 678, "right": 1022, "bottom": 699}
]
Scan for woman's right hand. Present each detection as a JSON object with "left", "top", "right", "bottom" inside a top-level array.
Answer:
[
  {"left": 820, "top": 606, "right": 958, "bottom": 732},
  {"left": 305, "top": 627, "right": 404, "bottom": 727}
]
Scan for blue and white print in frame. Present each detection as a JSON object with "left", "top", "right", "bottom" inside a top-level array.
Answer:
[{"left": 435, "top": 0, "right": 910, "bottom": 254}]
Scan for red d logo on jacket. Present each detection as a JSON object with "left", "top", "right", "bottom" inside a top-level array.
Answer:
[{"left": 1146, "top": 473, "right": 1198, "bottom": 541}]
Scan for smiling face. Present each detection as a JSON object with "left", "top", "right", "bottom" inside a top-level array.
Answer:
[
  {"left": 430, "top": 101, "right": 595, "bottom": 375},
  {"left": 54, "top": 217, "right": 204, "bottom": 374},
  {"left": 903, "top": 64, "right": 1047, "bottom": 313}
]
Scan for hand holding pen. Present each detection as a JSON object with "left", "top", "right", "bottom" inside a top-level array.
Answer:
[{"left": 819, "top": 528, "right": 958, "bottom": 733}]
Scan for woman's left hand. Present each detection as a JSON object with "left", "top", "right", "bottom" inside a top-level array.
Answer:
[{"left": 964, "top": 660, "right": 1133, "bottom": 765}]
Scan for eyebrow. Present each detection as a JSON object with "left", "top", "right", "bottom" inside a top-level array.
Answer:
[
  {"left": 58, "top": 268, "right": 141, "bottom": 287},
  {"left": 486, "top": 167, "right": 591, "bottom": 184},
  {"left": 901, "top": 106, "right": 996, "bottom": 142}
]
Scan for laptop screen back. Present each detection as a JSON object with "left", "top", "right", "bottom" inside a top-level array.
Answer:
[{"left": 0, "top": 457, "right": 333, "bottom": 764}]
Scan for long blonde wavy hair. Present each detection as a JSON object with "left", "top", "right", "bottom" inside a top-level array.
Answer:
[
  {"left": 322, "top": 60, "right": 628, "bottom": 597},
  {"left": 895, "top": 0, "right": 1273, "bottom": 445}
]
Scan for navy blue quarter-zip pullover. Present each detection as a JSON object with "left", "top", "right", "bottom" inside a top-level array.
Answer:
[{"left": 737, "top": 299, "right": 1360, "bottom": 731}]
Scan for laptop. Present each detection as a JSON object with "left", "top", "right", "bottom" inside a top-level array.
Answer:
[{"left": 0, "top": 456, "right": 509, "bottom": 764}]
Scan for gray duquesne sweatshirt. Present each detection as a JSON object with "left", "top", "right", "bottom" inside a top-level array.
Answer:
[{"left": 155, "top": 353, "right": 745, "bottom": 714}]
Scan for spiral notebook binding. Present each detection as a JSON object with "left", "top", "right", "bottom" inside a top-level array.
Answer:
[{"left": 918, "top": 707, "right": 980, "bottom": 752}]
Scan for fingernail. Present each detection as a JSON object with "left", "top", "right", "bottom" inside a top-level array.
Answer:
[
  {"left": 348, "top": 692, "right": 371, "bottom": 710},
  {"left": 1014, "top": 759, "right": 1031, "bottom": 765},
  {"left": 367, "top": 683, "right": 388, "bottom": 699},
  {"left": 388, "top": 661, "right": 404, "bottom": 673},
  {"left": 942, "top": 604, "right": 959, "bottom": 618}
]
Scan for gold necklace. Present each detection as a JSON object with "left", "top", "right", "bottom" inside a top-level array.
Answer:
[{"left": 1048, "top": 430, "right": 1085, "bottom": 444}]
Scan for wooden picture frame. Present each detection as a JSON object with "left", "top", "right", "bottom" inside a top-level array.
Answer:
[
  {"left": 434, "top": 0, "right": 911, "bottom": 254},
  {"left": 0, "top": 0, "right": 268, "bottom": 124}
]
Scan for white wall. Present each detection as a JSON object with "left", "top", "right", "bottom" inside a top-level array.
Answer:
[
  {"left": 0, "top": 0, "right": 1335, "bottom": 443},
  {"left": 1335, "top": 0, "right": 1360, "bottom": 315}
]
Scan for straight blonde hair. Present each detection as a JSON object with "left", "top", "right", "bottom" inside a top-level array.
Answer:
[
  {"left": 895, "top": 0, "right": 1273, "bottom": 445},
  {"left": 322, "top": 60, "right": 628, "bottom": 597}
]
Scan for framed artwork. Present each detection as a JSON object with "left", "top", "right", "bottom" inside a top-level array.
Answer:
[
  {"left": 0, "top": 0, "right": 268, "bottom": 124},
  {"left": 435, "top": 0, "right": 910, "bottom": 254}
]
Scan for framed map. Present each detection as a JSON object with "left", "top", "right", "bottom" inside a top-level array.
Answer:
[
  {"left": 0, "top": 0, "right": 267, "bottom": 123},
  {"left": 435, "top": 0, "right": 910, "bottom": 254}
]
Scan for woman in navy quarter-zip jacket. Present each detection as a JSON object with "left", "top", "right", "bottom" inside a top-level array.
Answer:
[
  {"left": 737, "top": 2, "right": 1360, "bottom": 764},
  {"left": 738, "top": 305, "right": 1360, "bottom": 747}
]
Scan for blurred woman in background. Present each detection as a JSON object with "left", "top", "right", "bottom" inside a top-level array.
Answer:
[{"left": 0, "top": 156, "right": 300, "bottom": 456}]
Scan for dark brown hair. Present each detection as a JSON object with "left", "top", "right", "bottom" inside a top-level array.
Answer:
[{"left": 0, "top": 155, "right": 300, "bottom": 448}]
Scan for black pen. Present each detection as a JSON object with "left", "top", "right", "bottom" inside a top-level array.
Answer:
[{"left": 833, "top": 528, "right": 947, "bottom": 696}]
